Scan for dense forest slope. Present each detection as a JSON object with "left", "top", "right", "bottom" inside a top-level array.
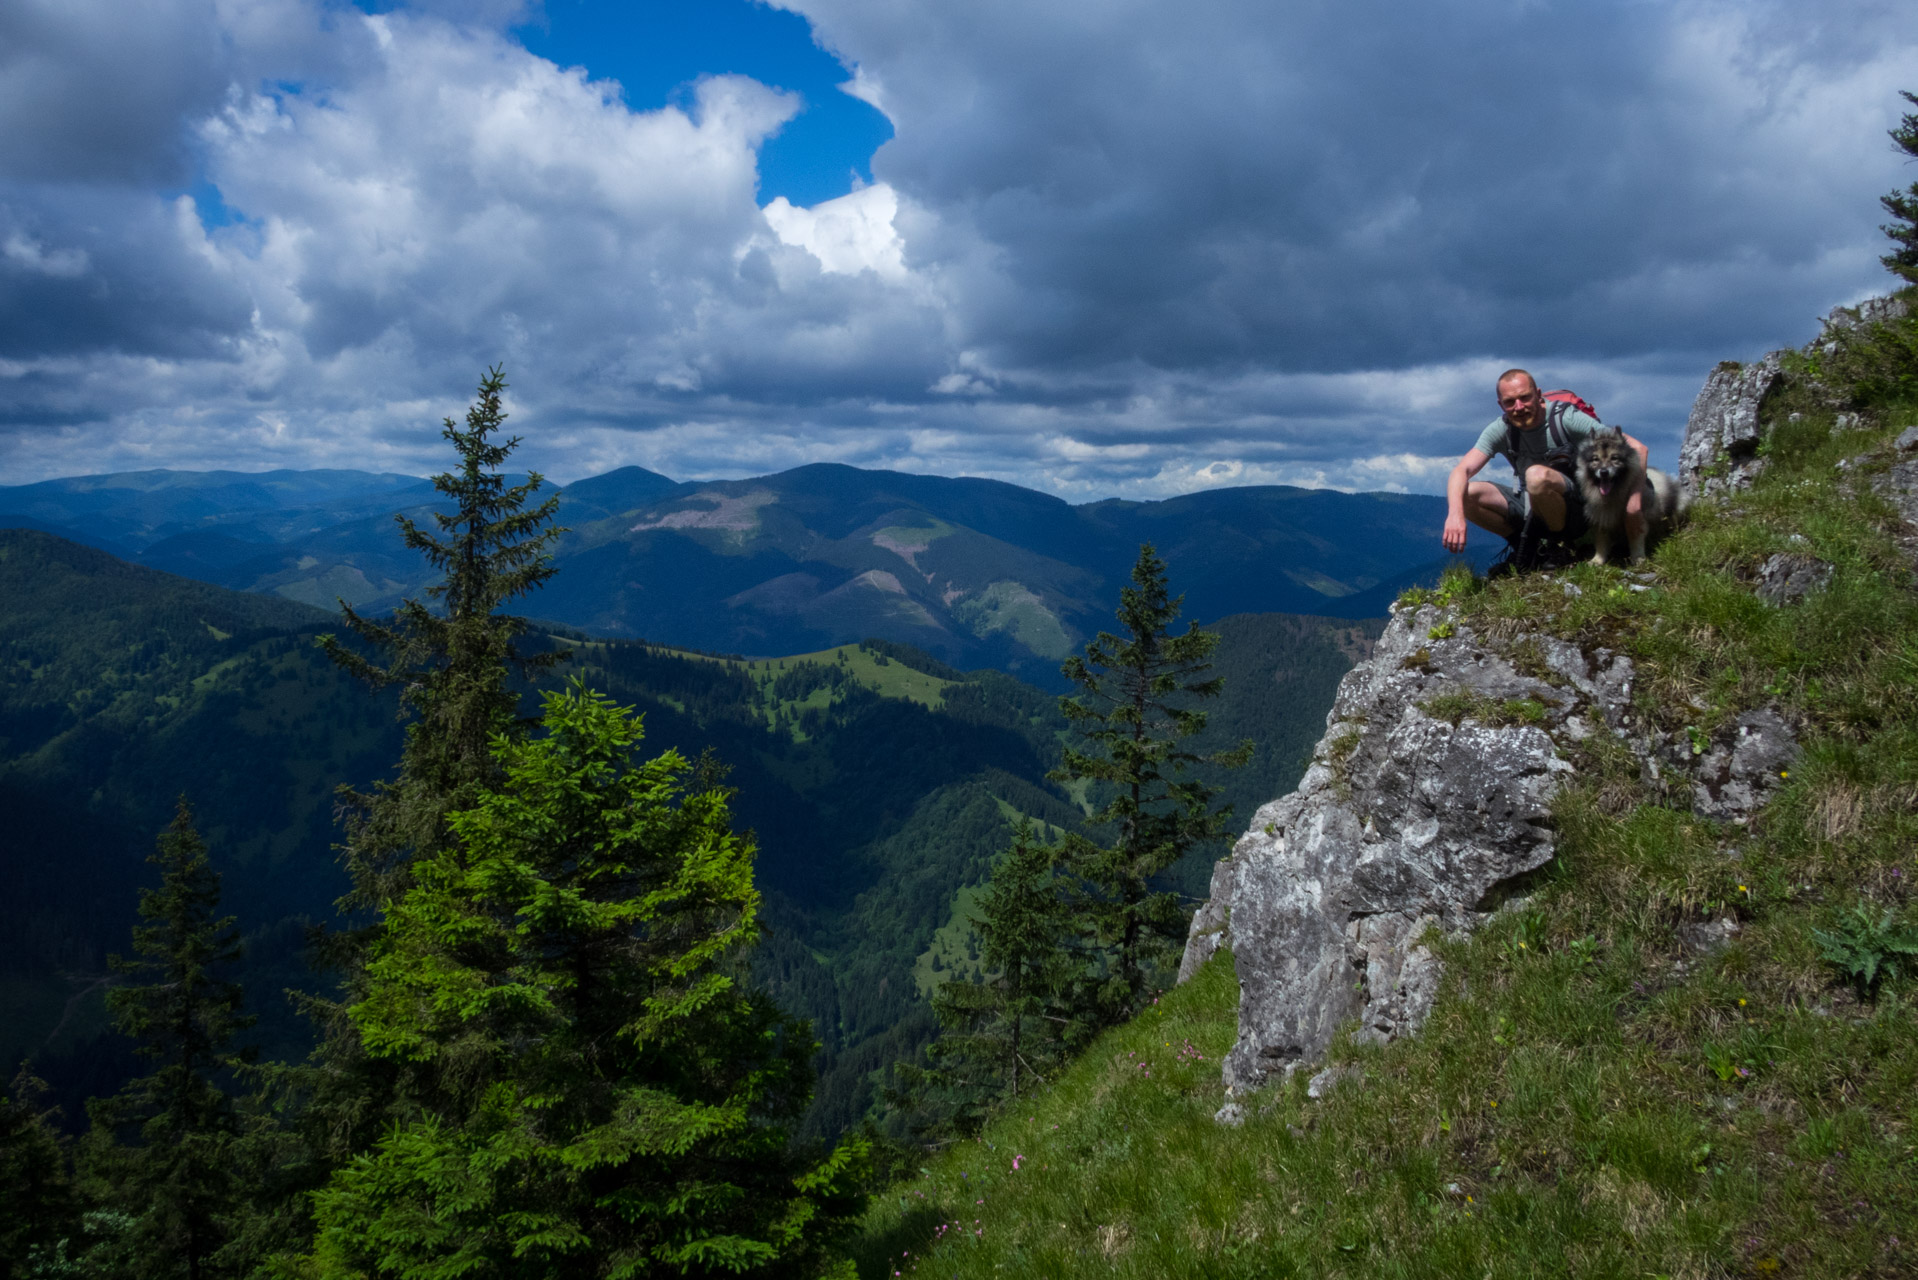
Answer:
[
  {"left": 0, "top": 462, "right": 1451, "bottom": 680},
  {"left": 853, "top": 292, "right": 1918, "bottom": 1276},
  {"left": 0, "top": 531, "right": 1376, "bottom": 1134}
]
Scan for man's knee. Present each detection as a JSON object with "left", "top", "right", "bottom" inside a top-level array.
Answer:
[{"left": 1523, "top": 465, "right": 1565, "bottom": 496}]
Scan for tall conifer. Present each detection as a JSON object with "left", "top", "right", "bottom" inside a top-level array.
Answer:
[
  {"left": 322, "top": 365, "right": 569, "bottom": 909},
  {"left": 80, "top": 799, "right": 253, "bottom": 1280},
  {"left": 1050, "top": 544, "right": 1247, "bottom": 1035},
  {"left": 297, "top": 366, "right": 570, "bottom": 1176}
]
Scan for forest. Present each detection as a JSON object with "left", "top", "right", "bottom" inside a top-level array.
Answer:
[{"left": 0, "top": 370, "right": 1370, "bottom": 1277}]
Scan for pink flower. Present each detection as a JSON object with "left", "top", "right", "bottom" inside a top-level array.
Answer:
[{"left": 1012, "top": 1155, "right": 1024, "bottom": 1170}]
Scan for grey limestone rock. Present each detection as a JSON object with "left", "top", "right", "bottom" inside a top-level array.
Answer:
[
  {"left": 1305, "top": 1064, "right": 1362, "bottom": 1100},
  {"left": 1177, "top": 857, "right": 1235, "bottom": 984},
  {"left": 1677, "top": 355, "right": 1782, "bottom": 500},
  {"left": 1754, "top": 553, "right": 1833, "bottom": 605},
  {"left": 1675, "top": 917, "right": 1741, "bottom": 956},
  {"left": 1213, "top": 1101, "right": 1245, "bottom": 1127},
  {"left": 1821, "top": 295, "right": 1910, "bottom": 336},
  {"left": 1197, "top": 601, "right": 1652, "bottom": 1093},
  {"left": 1875, "top": 438, "right": 1918, "bottom": 537},
  {"left": 1691, "top": 708, "right": 1799, "bottom": 824}
]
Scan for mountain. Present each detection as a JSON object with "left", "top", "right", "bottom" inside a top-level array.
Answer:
[
  {"left": 3, "top": 461, "right": 1468, "bottom": 680},
  {"left": 0, "top": 528, "right": 1377, "bottom": 1136}
]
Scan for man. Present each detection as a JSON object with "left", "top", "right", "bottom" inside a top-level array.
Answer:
[{"left": 1442, "top": 368, "right": 1649, "bottom": 560}]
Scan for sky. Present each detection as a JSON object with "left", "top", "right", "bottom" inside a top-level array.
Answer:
[{"left": 1, "top": 0, "right": 1914, "bottom": 499}]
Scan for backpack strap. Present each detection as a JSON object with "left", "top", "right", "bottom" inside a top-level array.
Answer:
[{"left": 1544, "top": 400, "right": 1569, "bottom": 455}]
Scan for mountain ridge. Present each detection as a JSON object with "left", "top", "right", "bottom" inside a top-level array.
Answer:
[{"left": 2, "top": 461, "right": 1461, "bottom": 680}]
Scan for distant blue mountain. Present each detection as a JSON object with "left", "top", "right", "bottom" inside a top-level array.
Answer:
[{"left": 0, "top": 462, "right": 1482, "bottom": 670}]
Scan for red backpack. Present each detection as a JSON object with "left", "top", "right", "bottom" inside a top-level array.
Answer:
[
  {"left": 1532, "top": 390, "right": 1598, "bottom": 474},
  {"left": 1542, "top": 389, "right": 1599, "bottom": 421}
]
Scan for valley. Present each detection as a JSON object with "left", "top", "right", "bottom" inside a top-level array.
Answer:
[{"left": 0, "top": 524, "right": 1381, "bottom": 1136}]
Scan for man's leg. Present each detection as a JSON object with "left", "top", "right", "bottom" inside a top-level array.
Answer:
[
  {"left": 1523, "top": 465, "right": 1571, "bottom": 533},
  {"left": 1462, "top": 480, "right": 1521, "bottom": 539}
]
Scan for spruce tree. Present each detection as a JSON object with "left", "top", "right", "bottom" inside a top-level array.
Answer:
[
  {"left": 297, "top": 366, "right": 571, "bottom": 1176},
  {"left": 80, "top": 799, "right": 253, "bottom": 1280},
  {"left": 1050, "top": 543, "right": 1248, "bottom": 1036},
  {"left": 0, "top": 1071, "right": 81, "bottom": 1278},
  {"left": 305, "top": 681, "right": 864, "bottom": 1278},
  {"left": 1882, "top": 90, "right": 1918, "bottom": 283},
  {"left": 898, "top": 820, "right": 1073, "bottom": 1135},
  {"left": 322, "top": 364, "right": 570, "bottom": 909}
]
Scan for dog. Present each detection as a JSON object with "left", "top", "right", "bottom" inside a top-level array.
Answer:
[{"left": 1574, "top": 426, "right": 1689, "bottom": 565}]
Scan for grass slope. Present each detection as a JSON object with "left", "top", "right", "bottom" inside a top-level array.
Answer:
[{"left": 852, "top": 301, "right": 1918, "bottom": 1278}]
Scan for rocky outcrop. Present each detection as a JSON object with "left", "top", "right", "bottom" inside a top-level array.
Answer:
[
  {"left": 1194, "top": 600, "right": 1643, "bottom": 1093},
  {"left": 1677, "top": 355, "right": 1781, "bottom": 500},
  {"left": 1182, "top": 298, "right": 1896, "bottom": 1096},
  {"left": 1678, "top": 296, "right": 1913, "bottom": 503},
  {"left": 1188, "top": 587, "right": 1801, "bottom": 1096}
]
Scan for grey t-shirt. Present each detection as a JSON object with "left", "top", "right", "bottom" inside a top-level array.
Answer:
[{"left": 1474, "top": 405, "right": 1603, "bottom": 475}]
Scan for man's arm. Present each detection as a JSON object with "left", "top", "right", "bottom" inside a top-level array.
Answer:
[
  {"left": 1622, "top": 431, "right": 1650, "bottom": 467},
  {"left": 1443, "top": 448, "right": 1492, "bottom": 553}
]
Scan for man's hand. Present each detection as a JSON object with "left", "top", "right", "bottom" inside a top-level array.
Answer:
[{"left": 1443, "top": 511, "right": 1469, "bottom": 553}]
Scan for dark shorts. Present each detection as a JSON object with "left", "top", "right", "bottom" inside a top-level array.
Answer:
[{"left": 1486, "top": 475, "right": 1587, "bottom": 542}]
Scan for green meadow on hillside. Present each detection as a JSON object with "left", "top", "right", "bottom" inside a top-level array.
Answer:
[{"left": 852, "top": 296, "right": 1918, "bottom": 1278}]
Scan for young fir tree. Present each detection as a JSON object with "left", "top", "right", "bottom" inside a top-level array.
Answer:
[
  {"left": 1050, "top": 543, "right": 1248, "bottom": 1037},
  {"left": 80, "top": 799, "right": 253, "bottom": 1280},
  {"left": 1882, "top": 90, "right": 1918, "bottom": 283},
  {"left": 305, "top": 681, "right": 865, "bottom": 1279},
  {"left": 896, "top": 819, "right": 1073, "bottom": 1136}
]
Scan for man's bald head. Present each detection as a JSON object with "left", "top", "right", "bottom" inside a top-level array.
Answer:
[
  {"left": 1496, "top": 369, "right": 1545, "bottom": 429},
  {"left": 1497, "top": 368, "right": 1538, "bottom": 397}
]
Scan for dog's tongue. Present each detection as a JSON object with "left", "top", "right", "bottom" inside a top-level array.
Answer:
[{"left": 1598, "top": 479, "right": 1614, "bottom": 496}]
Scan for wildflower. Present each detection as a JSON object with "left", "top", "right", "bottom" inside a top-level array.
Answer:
[
  {"left": 1738, "top": 998, "right": 1747, "bottom": 1007},
  {"left": 1012, "top": 1155, "right": 1024, "bottom": 1171},
  {"left": 1738, "top": 884, "right": 1748, "bottom": 894}
]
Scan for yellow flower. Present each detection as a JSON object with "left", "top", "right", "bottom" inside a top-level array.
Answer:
[
  {"left": 1738, "top": 885, "right": 1748, "bottom": 893},
  {"left": 1738, "top": 998, "right": 1747, "bottom": 1007}
]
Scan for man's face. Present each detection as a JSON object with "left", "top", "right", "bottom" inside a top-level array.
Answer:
[{"left": 1498, "top": 378, "right": 1545, "bottom": 431}]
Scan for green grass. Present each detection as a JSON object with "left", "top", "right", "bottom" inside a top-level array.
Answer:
[{"left": 849, "top": 324, "right": 1918, "bottom": 1278}]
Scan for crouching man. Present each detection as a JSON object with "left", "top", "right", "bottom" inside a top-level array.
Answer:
[{"left": 1442, "top": 368, "right": 1648, "bottom": 568}]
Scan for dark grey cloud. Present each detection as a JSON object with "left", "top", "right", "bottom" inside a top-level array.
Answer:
[
  {"left": 0, "top": 0, "right": 1912, "bottom": 498},
  {"left": 797, "top": 0, "right": 1916, "bottom": 373}
]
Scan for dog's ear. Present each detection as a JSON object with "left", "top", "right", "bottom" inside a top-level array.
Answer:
[{"left": 1608, "top": 425, "right": 1626, "bottom": 440}]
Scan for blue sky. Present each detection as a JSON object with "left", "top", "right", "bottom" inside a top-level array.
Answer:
[
  {"left": 0, "top": 0, "right": 1914, "bottom": 501},
  {"left": 513, "top": 0, "right": 890, "bottom": 208}
]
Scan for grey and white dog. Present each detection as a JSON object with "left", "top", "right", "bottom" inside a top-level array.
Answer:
[{"left": 1575, "top": 426, "right": 1689, "bottom": 565}]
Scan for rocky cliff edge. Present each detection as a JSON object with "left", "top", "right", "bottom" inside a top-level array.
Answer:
[{"left": 1174, "top": 301, "right": 1918, "bottom": 1098}]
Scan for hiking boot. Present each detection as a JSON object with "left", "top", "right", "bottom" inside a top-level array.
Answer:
[{"left": 1486, "top": 537, "right": 1524, "bottom": 579}]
